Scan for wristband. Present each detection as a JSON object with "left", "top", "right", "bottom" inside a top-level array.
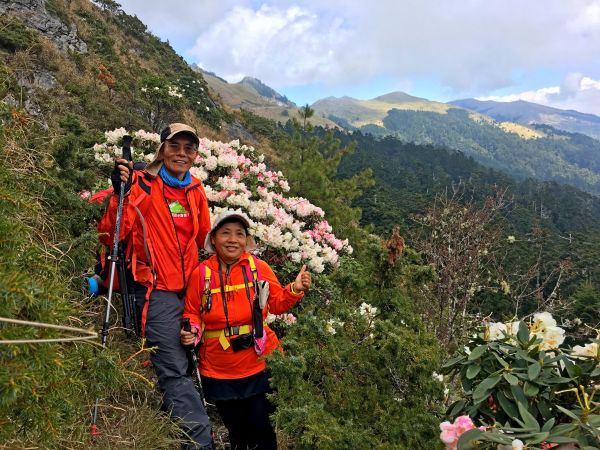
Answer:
[{"left": 290, "top": 283, "right": 299, "bottom": 295}]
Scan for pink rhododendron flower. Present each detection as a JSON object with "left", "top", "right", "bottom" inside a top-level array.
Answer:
[{"left": 439, "top": 416, "right": 480, "bottom": 450}]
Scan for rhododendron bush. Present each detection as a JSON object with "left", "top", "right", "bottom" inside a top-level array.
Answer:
[
  {"left": 89, "top": 128, "right": 444, "bottom": 448},
  {"left": 440, "top": 312, "right": 600, "bottom": 449},
  {"left": 90, "top": 128, "right": 352, "bottom": 274}
]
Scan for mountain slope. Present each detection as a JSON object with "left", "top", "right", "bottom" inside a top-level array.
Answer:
[
  {"left": 313, "top": 93, "right": 600, "bottom": 195},
  {"left": 199, "top": 69, "right": 338, "bottom": 128},
  {"left": 450, "top": 98, "right": 600, "bottom": 140}
]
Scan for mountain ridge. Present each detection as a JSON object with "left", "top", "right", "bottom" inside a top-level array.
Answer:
[{"left": 449, "top": 98, "right": 600, "bottom": 139}]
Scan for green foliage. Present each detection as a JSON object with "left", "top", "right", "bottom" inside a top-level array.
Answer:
[
  {"left": 277, "top": 124, "right": 374, "bottom": 243},
  {"left": 442, "top": 320, "right": 600, "bottom": 448},
  {"left": 269, "top": 249, "right": 444, "bottom": 449},
  {"left": 570, "top": 281, "right": 600, "bottom": 326},
  {"left": 0, "top": 16, "right": 39, "bottom": 52},
  {"left": 381, "top": 108, "right": 600, "bottom": 196},
  {"left": 46, "top": 0, "right": 72, "bottom": 26}
]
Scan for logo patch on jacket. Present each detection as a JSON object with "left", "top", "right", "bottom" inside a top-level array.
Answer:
[{"left": 169, "top": 200, "right": 189, "bottom": 218}]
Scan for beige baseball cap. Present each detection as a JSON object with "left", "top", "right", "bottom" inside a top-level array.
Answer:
[
  {"left": 204, "top": 210, "right": 257, "bottom": 254},
  {"left": 146, "top": 123, "right": 200, "bottom": 176}
]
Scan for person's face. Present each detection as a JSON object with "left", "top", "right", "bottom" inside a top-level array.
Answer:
[
  {"left": 211, "top": 221, "right": 247, "bottom": 263},
  {"left": 161, "top": 134, "right": 198, "bottom": 180}
]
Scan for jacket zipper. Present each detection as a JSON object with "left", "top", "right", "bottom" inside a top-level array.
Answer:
[{"left": 161, "top": 183, "right": 186, "bottom": 289}]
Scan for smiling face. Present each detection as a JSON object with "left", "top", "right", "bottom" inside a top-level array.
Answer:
[
  {"left": 161, "top": 133, "right": 198, "bottom": 180},
  {"left": 211, "top": 220, "right": 248, "bottom": 264}
]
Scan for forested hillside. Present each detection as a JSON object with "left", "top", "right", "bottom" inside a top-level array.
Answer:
[
  {"left": 3, "top": 1, "right": 600, "bottom": 449},
  {"left": 315, "top": 94, "right": 600, "bottom": 196},
  {"left": 450, "top": 98, "right": 600, "bottom": 140}
]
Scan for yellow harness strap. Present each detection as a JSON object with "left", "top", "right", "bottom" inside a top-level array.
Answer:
[{"left": 200, "top": 258, "right": 262, "bottom": 350}]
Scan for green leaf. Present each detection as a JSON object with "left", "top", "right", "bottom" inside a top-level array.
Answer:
[
  {"left": 587, "top": 414, "right": 600, "bottom": 427},
  {"left": 515, "top": 349, "right": 537, "bottom": 363},
  {"left": 466, "top": 364, "right": 481, "bottom": 379},
  {"left": 493, "top": 352, "right": 510, "bottom": 368},
  {"left": 541, "top": 417, "right": 555, "bottom": 432},
  {"left": 442, "top": 354, "right": 466, "bottom": 369},
  {"left": 549, "top": 423, "right": 578, "bottom": 435},
  {"left": 538, "top": 400, "right": 552, "bottom": 420},
  {"left": 478, "top": 432, "right": 512, "bottom": 445},
  {"left": 446, "top": 399, "right": 466, "bottom": 417},
  {"left": 555, "top": 404, "right": 580, "bottom": 421},
  {"left": 467, "top": 345, "right": 488, "bottom": 361},
  {"left": 456, "top": 428, "right": 485, "bottom": 450},
  {"left": 496, "top": 391, "right": 519, "bottom": 420},
  {"left": 517, "top": 400, "right": 540, "bottom": 431},
  {"left": 510, "top": 384, "right": 528, "bottom": 408},
  {"left": 472, "top": 375, "right": 501, "bottom": 403},
  {"left": 524, "top": 431, "right": 549, "bottom": 444},
  {"left": 503, "top": 373, "right": 519, "bottom": 385},
  {"left": 545, "top": 376, "right": 574, "bottom": 384},
  {"left": 517, "top": 321, "right": 529, "bottom": 345},
  {"left": 527, "top": 361, "right": 541, "bottom": 380},
  {"left": 523, "top": 381, "right": 539, "bottom": 397},
  {"left": 591, "top": 365, "right": 600, "bottom": 377},
  {"left": 546, "top": 436, "right": 579, "bottom": 444}
]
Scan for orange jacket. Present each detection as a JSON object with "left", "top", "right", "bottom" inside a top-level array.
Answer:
[
  {"left": 98, "top": 171, "right": 211, "bottom": 294},
  {"left": 183, "top": 252, "right": 303, "bottom": 379}
]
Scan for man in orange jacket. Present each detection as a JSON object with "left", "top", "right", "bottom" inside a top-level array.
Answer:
[{"left": 100, "top": 123, "right": 213, "bottom": 449}]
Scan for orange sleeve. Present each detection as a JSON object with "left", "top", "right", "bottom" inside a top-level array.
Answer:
[
  {"left": 195, "top": 185, "right": 211, "bottom": 249},
  {"left": 97, "top": 172, "right": 142, "bottom": 246},
  {"left": 258, "top": 259, "right": 304, "bottom": 315},
  {"left": 183, "top": 265, "right": 203, "bottom": 333}
]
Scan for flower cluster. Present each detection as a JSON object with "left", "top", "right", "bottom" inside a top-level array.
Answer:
[
  {"left": 90, "top": 129, "right": 353, "bottom": 273},
  {"left": 439, "top": 416, "right": 485, "bottom": 450},
  {"left": 486, "top": 312, "right": 565, "bottom": 350},
  {"left": 326, "top": 318, "right": 344, "bottom": 335},
  {"left": 358, "top": 302, "right": 378, "bottom": 321}
]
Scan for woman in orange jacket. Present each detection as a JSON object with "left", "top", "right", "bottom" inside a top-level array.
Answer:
[{"left": 181, "top": 210, "right": 311, "bottom": 450}]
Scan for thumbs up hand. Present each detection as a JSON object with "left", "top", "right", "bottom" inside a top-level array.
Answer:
[{"left": 293, "top": 265, "right": 311, "bottom": 293}]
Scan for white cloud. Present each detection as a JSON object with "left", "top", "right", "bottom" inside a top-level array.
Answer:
[
  {"left": 477, "top": 74, "right": 600, "bottom": 115},
  {"left": 188, "top": 4, "right": 357, "bottom": 86},
  {"left": 117, "top": 0, "right": 600, "bottom": 107}
]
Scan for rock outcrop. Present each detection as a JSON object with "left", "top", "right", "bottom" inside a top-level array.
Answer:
[{"left": 0, "top": 0, "right": 87, "bottom": 53}]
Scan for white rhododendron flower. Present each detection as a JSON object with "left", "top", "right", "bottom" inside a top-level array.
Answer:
[
  {"left": 90, "top": 129, "right": 352, "bottom": 274},
  {"left": 359, "top": 302, "right": 378, "bottom": 320},
  {"left": 572, "top": 342, "right": 598, "bottom": 359},
  {"left": 105, "top": 127, "right": 127, "bottom": 144},
  {"left": 488, "top": 322, "right": 507, "bottom": 341}
]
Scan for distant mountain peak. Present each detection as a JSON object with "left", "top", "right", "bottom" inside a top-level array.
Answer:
[
  {"left": 372, "top": 91, "right": 425, "bottom": 103},
  {"left": 237, "top": 77, "right": 295, "bottom": 107}
]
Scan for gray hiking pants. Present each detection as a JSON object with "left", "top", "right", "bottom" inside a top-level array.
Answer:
[{"left": 142, "top": 288, "right": 212, "bottom": 449}]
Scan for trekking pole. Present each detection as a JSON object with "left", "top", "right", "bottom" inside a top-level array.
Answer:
[
  {"left": 90, "top": 135, "right": 133, "bottom": 436},
  {"left": 182, "top": 318, "right": 206, "bottom": 406},
  {"left": 117, "top": 242, "right": 138, "bottom": 337}
]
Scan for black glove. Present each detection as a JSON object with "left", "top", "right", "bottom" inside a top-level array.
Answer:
[{"left": 111, "top": 161, "right": 132, "bottom": 194}]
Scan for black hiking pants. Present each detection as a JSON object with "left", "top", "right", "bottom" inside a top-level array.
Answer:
[{"left": 215, "top": 392, "right": 277, "bottom": 450}]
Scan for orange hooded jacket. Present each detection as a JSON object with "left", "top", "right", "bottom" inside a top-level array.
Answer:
[
  {"left": 184, "top": 252, "right": 303, "bottom": 379},
  {"left": 98, "top": 170, "right": 211, "bottom": 301}
]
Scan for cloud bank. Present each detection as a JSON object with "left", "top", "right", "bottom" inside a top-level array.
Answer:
[{"left": 118, "top": 0, "right": 600, "bottom": 112}]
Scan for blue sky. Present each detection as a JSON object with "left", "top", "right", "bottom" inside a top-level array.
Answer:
[{"left": 117, "top": 0, "right": 600, "bottom": 115}]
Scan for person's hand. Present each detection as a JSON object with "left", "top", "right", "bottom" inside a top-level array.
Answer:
[
  {"left": 111, "top": 158, "right": 133, "bottom": 193},
  {"left": 180, "top": 327, "right": 198, "bottom": 347},
  {"left": 293, "top": 265, "right": 311, "bottom": 292}
]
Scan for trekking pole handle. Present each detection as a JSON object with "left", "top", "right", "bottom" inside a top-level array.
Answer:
[{"left": 122, "top": 135, "right": 132, "bottom": 162}]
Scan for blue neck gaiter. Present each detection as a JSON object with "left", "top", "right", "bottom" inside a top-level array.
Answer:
[{"left": 159, "top": 165, "right": 192, "bottom": 188}]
